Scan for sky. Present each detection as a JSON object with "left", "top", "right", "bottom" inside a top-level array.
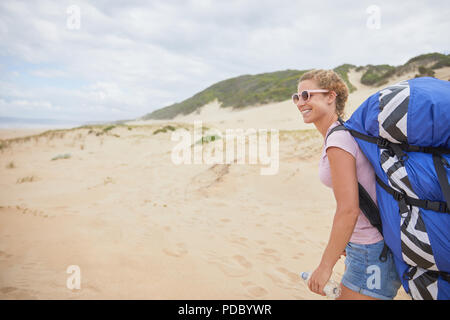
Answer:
[{"left": 0, "top": 0, "right": 449, "bottom": 123}]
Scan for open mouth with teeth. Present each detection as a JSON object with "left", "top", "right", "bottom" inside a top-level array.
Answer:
[{"left": 301, "top": 109, "right": 312, "bottom": 115}]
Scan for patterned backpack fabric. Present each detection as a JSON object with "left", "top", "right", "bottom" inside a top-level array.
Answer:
[{"left": 344, "top": 77, "right": 450, "bottom": 300}]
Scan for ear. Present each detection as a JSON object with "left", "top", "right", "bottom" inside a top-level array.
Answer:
[{"left": 327, "top": 91, "right": 337, "bottom": 105}]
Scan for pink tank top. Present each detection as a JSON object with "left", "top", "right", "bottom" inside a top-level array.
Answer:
[{"left": 319, "top": 121, "right": 383, "bottom": 244}]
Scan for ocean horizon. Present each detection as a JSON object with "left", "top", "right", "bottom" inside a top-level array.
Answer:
[{"left": 0, "top": 116, "right": 111, "bottom": 129}]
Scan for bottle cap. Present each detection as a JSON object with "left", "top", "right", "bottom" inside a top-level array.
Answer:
[{"left": 332, "top": 286, "right": 342, "bottom": 298}]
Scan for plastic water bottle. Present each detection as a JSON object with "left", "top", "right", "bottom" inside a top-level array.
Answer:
[{"left": 301, "top": 271, "right": 341, "bottom": 299}]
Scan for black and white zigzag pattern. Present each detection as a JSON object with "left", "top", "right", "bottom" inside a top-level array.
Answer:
[
  {"left": 378, "top": 81, "right": 438, "bottom": 300},
  {"left": 407, "top": 267, "right": 439, "bottom": 300},
  {"left": 379, "top": 150, "right": 438, "bottom": 269},
  {"left": 379, "top": 80, "right": 409, "bottom": 143}
]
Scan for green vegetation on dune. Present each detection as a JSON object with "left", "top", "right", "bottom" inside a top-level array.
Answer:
[
  {"left": 360, "top": 52, "right": 450, "bottom": 86},
  {"left": 333, "top": 64, "right": 357, "bottom": 93},
  {"left": 153, "top": 125, "right": 177, "bottom": 135},
  {"left": 143, "top": 67, "right": 359, "bottom": 120},
  {"left": 195, "top": 134, "right": 222, "bottom": 145},
  {"left": 142, "top": 52, "right": 449, "bottom": 121},
  {"left": 51, "top": 153, "right": 71, "bottom": 161},
  {"left": 360, "top": 64, "right": 396, "bottom": 86},
  {"left": 143, "top": 69, "right": 310, "bottom": 120},
  {"left": 416, "top": 66, "right": 435, "bottom": 78},
  {"left": 406, "top": 52, "right": 450, "bottom": 69}
]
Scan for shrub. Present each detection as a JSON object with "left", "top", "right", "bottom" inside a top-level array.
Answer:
[
  {"left": 195, "top": 134, "right": 222, "bottom": 145},
  {"left": 418, "top": 66, "right": 435, "bottom": 77},
  {"left": 51, "top": 153, "right": 71, "bottom": 161},
  {"left": 17, "top": 176, "right": 35, "bottom": 183},
  {"left": 153, "top": 125, "right": 177, "bottom": 135},
  {"left": 361, "top": 65, "right": 396, "bottom": 86},
  {"left": 103, "top": 125, "right": 115, "bottom": 132},
  {"left": 333, "top": 64, "right": 357, "bottom": 93}
]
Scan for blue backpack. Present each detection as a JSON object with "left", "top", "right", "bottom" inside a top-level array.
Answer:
[{"left": 330, "top": 77, "right": 450, "bottom": 300}]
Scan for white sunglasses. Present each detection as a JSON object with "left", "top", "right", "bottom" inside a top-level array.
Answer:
[{"left": 292, "top": 90, "right": 331, "bottom": 104}]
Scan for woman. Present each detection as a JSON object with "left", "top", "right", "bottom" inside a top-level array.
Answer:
[{"left": 294, "top": 69, "right": 401, "bottom": 300}]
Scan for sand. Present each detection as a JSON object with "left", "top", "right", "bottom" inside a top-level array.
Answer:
[
  {"left": 4, "top": 68, "right": 446, "bottom": 300},
  {"left": 0, "top": 125, "right": 341, "bottom": 299},
  {"left": 0, "top": 128, "right": 54, "bottom": 140}
]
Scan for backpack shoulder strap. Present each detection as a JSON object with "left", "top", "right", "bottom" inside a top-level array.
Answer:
[
  {"left": 325, "top": 125, "right": 347, "bottom": 145},
  {"left": 432, "top": 154, "right": 450, "bottom": 212},
  {"left": 324, "top": 118, "right": 386, "bottom": 259},
  {"left": 325, "top": 117, "right": 348, "bottom": 145},
  {"left": 358, "top": 183, "right": 384, "bottom": 234}
]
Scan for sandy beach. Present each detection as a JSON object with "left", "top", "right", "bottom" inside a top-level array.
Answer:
[
  {"left": 3, "top": 69, "right": 449, "bottom": 300},
  {"left": 0, "top": 124, "right": 344, "bottom": 299}
]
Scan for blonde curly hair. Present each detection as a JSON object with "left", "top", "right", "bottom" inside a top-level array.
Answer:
[{"left": 299, "top": 69, "right": 349, "bottom": 119}]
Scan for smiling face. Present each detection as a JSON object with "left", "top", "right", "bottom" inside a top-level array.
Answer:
[{"left": 296, "top": 79, "right": 336, "bottom": 124}]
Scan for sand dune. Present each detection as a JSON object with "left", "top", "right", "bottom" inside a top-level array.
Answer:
[
  {"left": 0, "top": 126, "right": 341, "bottom": 299},
  {"left": 0, "top": 125, "right": 411, "bottom": 300},
  {"left": 3, "top": 69, "right": 445, "bottom": 300},
  {"left": 129, "top": 67, "right": 450, "bottom": 131},
  {"left": 0, "top": 128, "right": 53, "bottom": 140}
]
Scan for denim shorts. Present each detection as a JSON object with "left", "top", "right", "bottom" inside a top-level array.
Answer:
[{"left": 342, "top": 240, "right": 402, "bottom": 300}]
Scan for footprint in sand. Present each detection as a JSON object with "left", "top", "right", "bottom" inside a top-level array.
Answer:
[
  {"left": 276, "top": 266, "right": 299, "bottom": 282},
  {"left": 206, "top": 252, "right": 252, "bottom": 278},
  {"left": 212, "top": 201, "right": 227, "bottom": 207},
  {"left": 0, "top": 287, "right": 37, "bottom": 299},
  {"left": 0, "top": 251, "right": 13, "bottom": 259},
  {"left": 0, "top": 286, "right": 18, "bottom": 294},
  {"left": 163, "top": 242, "right": 188, "bottom": 258},
  {"left": 230, "top": 236, "right": 248, "bottom": 247},
  {"left": 22, "top": 260, "right": 40, "bottom": 271},
  {"left": 264, "top": 266, "right": 299, "bottom": 290},
  {"left": 241, "top": 281, "right": 268, "bottom": 298},
  {"left": 185, "top": 164, "right": 230, "bottom": 197},
  {"left": 292, "top": 252, "right": 304, "bottom": 260},
  {"left": 233, "top": 255, "right": 252, "bottom": 269},
  {"left": 257, "top": 248, "right": 281, "bottom": 263},
  {"left": 84, "top": 283, "right": 101, "bottom": 294}
]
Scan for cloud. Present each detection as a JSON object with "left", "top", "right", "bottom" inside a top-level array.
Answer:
[
  {"left": 0, "top": 0, "right": 449, "bottom": 122},
  {"left": 30, "top": 69, "right": 69, "bottom": 78}
]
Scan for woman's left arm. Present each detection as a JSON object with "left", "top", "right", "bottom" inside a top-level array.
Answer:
[{"left": 308, "top": 146, "right": 361, "bottom": 296}]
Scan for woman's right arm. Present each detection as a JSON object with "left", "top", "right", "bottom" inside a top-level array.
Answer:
[{"left": 307, "top": 146, "right": 360, "bottom": 295}]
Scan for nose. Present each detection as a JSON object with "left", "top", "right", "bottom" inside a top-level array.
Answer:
[{"left": 297, "top": 100, "right": 306, "bottom": 110}]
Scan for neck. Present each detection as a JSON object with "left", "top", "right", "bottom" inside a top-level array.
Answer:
[{"left": 315, "top": 113, "right": 339, "bottom": 138}]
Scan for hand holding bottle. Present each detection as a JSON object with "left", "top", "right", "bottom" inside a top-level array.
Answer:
[{"left": 301, "top": 269, "right": 341, "bottom": 299}]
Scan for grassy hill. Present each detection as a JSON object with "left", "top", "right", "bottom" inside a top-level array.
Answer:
[
  {"left": 143, "top": 69, "right": 308, "bottom": 120},
  {"left": 358, "top": 52, "right": 450, "bottom": 86},
  {"left": 142, "top": 52, "right": 449, "bottom": 120}
]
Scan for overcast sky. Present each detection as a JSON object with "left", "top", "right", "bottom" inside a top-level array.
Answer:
[{"left": 1, "top": 0, "right": 449, "bottom": 123}]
